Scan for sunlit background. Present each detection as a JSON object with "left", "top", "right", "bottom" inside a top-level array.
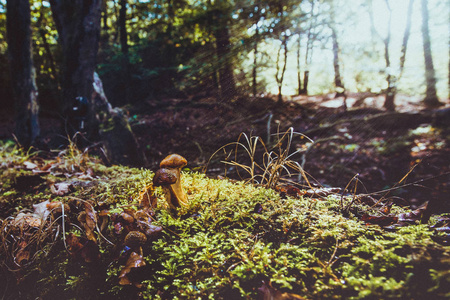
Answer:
[{"left": 245, "top": 0, "right": 448, "bottom": 98}]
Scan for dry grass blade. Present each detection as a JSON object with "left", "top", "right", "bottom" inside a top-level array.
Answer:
[{"left": 207, "top": 127, "right": 315, "bottom": 189}]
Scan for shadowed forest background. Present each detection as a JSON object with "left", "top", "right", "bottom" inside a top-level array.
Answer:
[{"left": 0, "top": 0, "right": 449, "bottom": 209}]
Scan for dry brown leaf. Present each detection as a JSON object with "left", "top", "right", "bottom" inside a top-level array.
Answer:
[
  {"left": 139, "top": 185, "right": 157, "bottom": 209},
  {"left": 11, "top": 213, "right": 42, "bottom": 228},
  {"left": 119, "top": 249, "right": 146, "bottom": 287}
]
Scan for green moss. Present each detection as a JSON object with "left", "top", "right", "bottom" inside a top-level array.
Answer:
[{"left": 1, "top": 147, "right": 449, "bottom": 299}]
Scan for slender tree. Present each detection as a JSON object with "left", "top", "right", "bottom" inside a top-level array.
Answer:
[
  {"left": 275, "top": 34, "right": 288, "bottom": 104},
  {"left": 328, "top": 1, "right": 345, "bottom": 98},
  {"left": 211, "top": 1, "right": 237, "bottom": 101},
  {"left": 119, "top": 0, "right": 130, "bottom": 102},
  {"left": 300, "top": 0, "right": 317, "bottom": 95},
  {"left": 6, "top": 0, "right": 40, "bottom": 147},
  {"left": 331, "top": 27, "right": 345, "bottom": 97},
  {"left": 420, "top": 0, "right": 441, "bottom": 107},
  {"left": 296, "top": 35, "right": 303, "bottom": 95}
]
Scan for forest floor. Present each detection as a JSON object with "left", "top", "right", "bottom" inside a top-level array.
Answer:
[
  {"left": 1, "top": 92, "right": 449, "bottom": 213},
  {"left": 128, "top": 92, "right": 450, "bottom": 214},
  {"left": 1, "top": 92, "right": 450, "bottom": 299}
]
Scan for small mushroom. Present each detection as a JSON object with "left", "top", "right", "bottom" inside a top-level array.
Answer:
[
  {"left": 124, "top": 231, "right": 147, "bottom": 249},
  {"left": 153, "top": 154, "right": 188, "bottom": 209}
]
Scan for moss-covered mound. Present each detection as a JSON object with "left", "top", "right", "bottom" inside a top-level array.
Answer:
[{"left": 1, "top": 141, "right": 449, "bottom": 299}]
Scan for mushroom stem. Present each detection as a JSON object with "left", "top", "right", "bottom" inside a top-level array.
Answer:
[{"left": 171, "top": 171, "right": 187, "bottom": 206}]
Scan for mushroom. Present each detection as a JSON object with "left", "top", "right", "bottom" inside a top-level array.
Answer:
[{"left": 153, "top": 154, "right": 188, "bottom": 209}]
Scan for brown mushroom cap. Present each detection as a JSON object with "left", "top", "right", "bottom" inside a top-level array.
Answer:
[
  {"left": 124, "top": 231, "right": 147, "bottom": 248},
  {"left": 160, "top": 154, "right": 187, "bottom": 169},
  {"left": 153, "top": 168, "right": 177, "bottom": 186}
]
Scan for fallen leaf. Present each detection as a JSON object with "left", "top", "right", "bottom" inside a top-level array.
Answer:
[
  {"left": 50, "top": 182, "right": 72, "bottom": 195},
  {"left": 66, "top": 233, "right": 100, "bottom": 263},
  {"left": 11, "top": 212, "right": 42, "bottom": 228},
  {"left": 119, "top": 249, "right": 146, "bottom": 287},
  {"left": 139, "top": 185, "right": 157, "bottom": 209},
  {"left": 361, "top": 214, "right": 398, "bottom": 227},
  {"left": 33, "top": 200, "right": 51, "bottom": 220},
  {"left": 397, "top": 201, "right": 428, "bottom": 223},
  {"left": 77, "top": 203, "right": 98, "bottom": 243}
]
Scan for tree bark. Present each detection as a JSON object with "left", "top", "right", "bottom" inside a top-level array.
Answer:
[
  {"left": 331, "top": 28, "right": 345, "bottom": 98},
  {"left": 276, "top": 35, "right": 288, "bottom": 104},
  {"left": 399, "top": 0, "right": 414, "bottom": 79},
  {"left": 119, "top": 0, "right": 130, "bottom": 103},
  {"left": 6, "top": 0, "right": 40, "bottom": 148},
  {"left": 382, "top": 0, "right": 395, "bottom": 111},
  {"left": 300, "top": 0, "right": 315, "bottom": 96},
  {"left": 420, "top": 0, "right": 441, "bottom": 107},
  {"left": 296, "top": 36, "right": 302, "bottom": 95},
  {"left": 329, "top": 2, "right": 345, "bottom": 98},
  {"left": 50, "top": 0, "right": 145, "bottom": 166},
  {"left": 252, "top": 25, "right": 259, "bottom": 96},
  {"left": 212, "top": 4, "right": 237, "bottom": 101},
  {"left": 49, "top": 0, "right": 102, "bottom": 123}
]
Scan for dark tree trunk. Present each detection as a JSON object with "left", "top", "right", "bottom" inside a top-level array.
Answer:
[
  {"left": 49, "top": 0, "right": 102, "bottom": 129},
  {"left": 119, "top": 0, "right": 130, "bottom": 102},
  {"left": 399, "top": 0, "right": 414, "bottom": 79},
  {"left": 252, "top": 26, "right": 259, "bottom": 96},
  {"left": 302, "top": 71, "right": 310, "bottom": 96},
  {"left": 50, "top": 0, "right": 145, "bottom": 166},
  {"left": 331, "top": 28, "right": 345, "bottom": 98},
  {"left": 420, "top": 0, "right": 441, "bottom": 107},
  {"left": 296, "top": 36, "right": 302, "bottom": 95},
  {"left": 215, "top": 26, "right": 237, "bottom": 100},
  {"left": 329, "top": 2, "right": 345, "bottom": 98},
  {"left": 300, "top": 1, "right": 315, "bottom": 96},
  {"left": 276, "top": 35, "right": 288, "bottom": 104},
  {"left": 6, "top": 0, "right": 40, "bottom": 148},
  {"left": 382, "top": 2, "right": 395, "bottom": 111},
  {"left": 212, "top": 7, "right": 237, "bottom": 101}
]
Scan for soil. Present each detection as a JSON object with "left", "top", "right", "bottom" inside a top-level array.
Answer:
[{"left": 2, "top": 92, "right": 449, "bottom": 213}]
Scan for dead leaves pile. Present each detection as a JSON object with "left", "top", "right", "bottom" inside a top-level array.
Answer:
[{"left": 0, "top": 200, "right": 67, "bottom": 270}]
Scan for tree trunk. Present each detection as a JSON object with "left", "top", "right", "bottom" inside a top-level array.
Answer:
[
  {"left": 49, "top": 0, "right": 102, "bottom": 136},
  {"left": 276, "top": 35, "right": 288, "bottom": 104},
  {"left": 300, "top": 1, "right": 315, "bottom": 96},
  {"left": 331, "top": 28, "right": 345, "bottom": 98},
  {"left": 119, "top": 0, "right": 130, "bottom": 103},
  {"left": 296, "top": 36, "right": 302, "bottom": 95},
  {"left": 399, "top": 0, "right": 414, "bottom": 79},
  {"left": 329, "top": 2, "right": 345, "bottom": 98},
  {"left": 252, "top": 26, "right": 259, "bottom": 96},
  {"left": 215, "top": 26, "right": 237, "bottom": 100},
  {"left": 92, "top": 72, "right": 146, "bottom": 167},
  {"left": 50, "top": 0, "right": 145, "bottom": 166},
  {"left": 420, "top": 0, "right": 441, "bottom": 107},
  {"left": 368, "top": 0, "right": 395, "bottom": 111},
  {"left": 6, "top": 0, "right": 40, "bottom": 148},
  {"left": 382, "top": 1, "right": 395, "bottom": 111},
  {"left": 212, "top": 5, "right": 237, "bottom": 101}
]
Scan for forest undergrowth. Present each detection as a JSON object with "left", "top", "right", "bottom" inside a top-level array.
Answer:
[{"left": 1, "top": 115, "right": 450, "bottom": 299}]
